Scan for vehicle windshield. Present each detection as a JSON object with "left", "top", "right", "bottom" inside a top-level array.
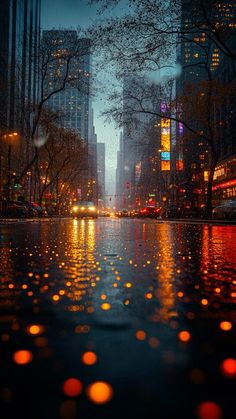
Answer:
[{"left": 74, "top": 202, "right": 95, "bottom": 207}]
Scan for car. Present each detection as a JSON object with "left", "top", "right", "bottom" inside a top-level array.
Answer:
[
  {"left": 71, "top": 201, "right": 98, "bottom": 218},
  {"left": 165, "top": 205, "right": 182, "bottom": 218},
  {"left": 212, "top": 200, "right": 236, "bottom": 220},
  {"left": 139, "top": 206, "right": 162, "bottom": 218},
  {"left": 116, "top": 209, "right": 129, "bottom": 217},
  {"left": 5, "top": 200, "right": 28, "bottom": 218},
  {"left": 98, "top": 209, "right": 111, "bottom": 217}
]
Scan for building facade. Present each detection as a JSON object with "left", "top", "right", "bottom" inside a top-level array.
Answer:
[
  {"left": 176, "top": 0, "right": 236, "bottom": 210},
  {"left": 97, "top": 143, "right": 105, "bottom": 207},
  {"left": 0, "top": 0, "right": 41, "bottom": 199},
  {"left": 42, "top": 30, "right": 92, "bottom": 200}
]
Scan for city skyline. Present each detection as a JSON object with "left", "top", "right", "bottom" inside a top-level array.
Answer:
[{"left": 41, "top": 0, "right": 120, "bottom": 196}]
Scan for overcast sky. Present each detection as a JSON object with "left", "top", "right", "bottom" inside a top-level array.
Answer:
[{"left": 41, "top": 0, "right": 121, "bottom": 195}]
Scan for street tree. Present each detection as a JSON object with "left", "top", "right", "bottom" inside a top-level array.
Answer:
[
  {"left": 100, "top": 72, "right": 236, "bottom": 215},
  {"left": 33, "top": 121, "right": 86, "bottom": 208},
  {"left": 16, "top": 30, "right": 90, "bottom": 188}
]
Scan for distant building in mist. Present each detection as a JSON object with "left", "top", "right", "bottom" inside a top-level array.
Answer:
[
  {"left": 97, "top": 143, "right": 106, "bottom": 205},
  {"left": 42, "top": 30, "right": 93, "bottom": 199},
  {"left": 88, "top": 107, "right": 98, "bottom": 203},
  {"left": 42, "top": 30, "right": 91, "bottom": 140}
]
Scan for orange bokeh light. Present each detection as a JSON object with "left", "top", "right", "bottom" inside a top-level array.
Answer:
[
  {"left": 219, "top": 321, "right": 232, "bottom": 331},
  {"left": 178, "top": 330, "right": 191, "bottom": 342},
  {"left": 27, "top": 324, "right": 44, "bottom": 335},
  {"left": 86, "top": 381, "right": 113, "bottom": 404},
  {"left": 101, "top": 303, "right": 111, "bottom": 310},
  {"left": 82, "top": 351, "right": 97, "bottom": 366},
  {"left": 135, "top": 330, "right": 146, "bottom": 341},
  {"left": 197, "top": 401, "right": 222, "bottom": 419},
  {"left": 13, "top": 350, "right": 33, "bottom": 365},
  {"left": 62, "top": 378, "right": 83, "bottom": 397},
  {"left": 220, "top": 358, "right": 236, "bottom": 378}
]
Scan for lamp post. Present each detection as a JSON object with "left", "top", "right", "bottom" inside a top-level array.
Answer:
[{"left": 3, "top": 132, "right": 19, "bottom": 202}]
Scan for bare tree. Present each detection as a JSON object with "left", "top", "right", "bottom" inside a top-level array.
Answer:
[{"left": 16, "top": 30, "right": 90, "bottom": 186}]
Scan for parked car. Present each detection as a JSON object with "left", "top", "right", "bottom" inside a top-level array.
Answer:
[
  {"left": 71, "top": 201, "right": 98, "bottom": 219},
  {"left": 116, "top": 209, "right": 129, "bottom": 217},
  {"left": 165, "top": 205, "right": 182, "bottom": 218},
  {"left": 6, "top": 200, "right": 28, "bottom": 218},
  {"left": 212, "top": 200, "right": 236, "bottom": 220},
  {"left": 99, "top": 209, "right": 111, "bottom": 217},
  {"left": 139, "top": 206, "right": 162, "bottom": 218},
  {"left": 17, "top": 200, "right": 48, "bottom": 217}
]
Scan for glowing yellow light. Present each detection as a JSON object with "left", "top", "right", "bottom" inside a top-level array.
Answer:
[
  {"left": 101, "top": 303, "right": 111, "bottom": 310},
  {"left": 201, "top": 298, "right": 208, "bottom": 306},
  {"left": 52, "top": 294, "right": 60, "bottom": 301},
  {"left": 27, "top": 325, "right": 44, "bottom": 335},
  {"left": 86, "top": 381, "right": 113, "bottom": 404},
  {"left": 125, "top": 282, "right": 132, "bottom": 288}
]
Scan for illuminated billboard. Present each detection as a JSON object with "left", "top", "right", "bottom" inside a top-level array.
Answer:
[
  {"left": 161, "top": 161, "right": 171, "bottom": 171},
  {"left": 161, "top": 152, "right": 170, "bottom": 161},
  {"left": 161, "top": 117, "right": 170, "bottom": 171}
]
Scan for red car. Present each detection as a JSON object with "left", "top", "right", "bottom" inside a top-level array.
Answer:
[{"left": 139, "top": 206, "right": 162, "bottom": 218}]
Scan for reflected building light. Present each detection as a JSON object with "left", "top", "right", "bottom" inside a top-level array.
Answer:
[{"left": 152, "top": 224, "right": 176, "bottom": 323}]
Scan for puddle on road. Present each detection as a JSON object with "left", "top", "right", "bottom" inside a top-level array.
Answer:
[{"left": 0, "top": 220, "right": 236, "bottom": 418}]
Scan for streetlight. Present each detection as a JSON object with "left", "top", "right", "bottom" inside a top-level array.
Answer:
[{"left": 2, "top": 131, "right": 20, "bottom": 202}]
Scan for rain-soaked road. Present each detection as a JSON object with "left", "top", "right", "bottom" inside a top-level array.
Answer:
[{"left": 0, "top": 217, "right": 236, "bottom": 419}]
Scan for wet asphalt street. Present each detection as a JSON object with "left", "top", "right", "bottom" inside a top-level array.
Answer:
[{"left": 0, "top": 217, "right": 236, "bottom": 419}]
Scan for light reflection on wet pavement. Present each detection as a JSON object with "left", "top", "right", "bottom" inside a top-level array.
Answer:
[{"left": 0, "top": 218, "right": 236, "bottom": 419}]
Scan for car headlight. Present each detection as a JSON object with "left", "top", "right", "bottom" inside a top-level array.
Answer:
[
  {"left": 89, "top": 206, "right": 96, "bottom": 211},
  {"left": 72, "top": 206, "right": 79, "bottom": 212}
]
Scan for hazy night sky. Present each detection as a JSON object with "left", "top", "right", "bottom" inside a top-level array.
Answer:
[{"left": 41, "top": 0, "right": 121, "bottom": 195}]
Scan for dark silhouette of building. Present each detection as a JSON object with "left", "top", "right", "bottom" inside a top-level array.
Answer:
[{"left": 0, "top": 0, "right": 41, "bottom": 199}]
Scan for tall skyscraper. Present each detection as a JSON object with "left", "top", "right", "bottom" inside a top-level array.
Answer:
[
  {"left": 176, "top": 0, "right": 236, "bottom": 209},
  {"left": 97, "top": 143, "right": 105, "bottom": 205},
  {"left": 42, "top": 30, "right": 92, "bottom": 199},
  {"left": 42, "top": 30, "right": 91, "bottom": 141},
  {"left": 0, "top": 0, "right": 41, "bottom": 199},
  {"left": 0, "top": 0, "right": 41, "bottom": 133}
]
